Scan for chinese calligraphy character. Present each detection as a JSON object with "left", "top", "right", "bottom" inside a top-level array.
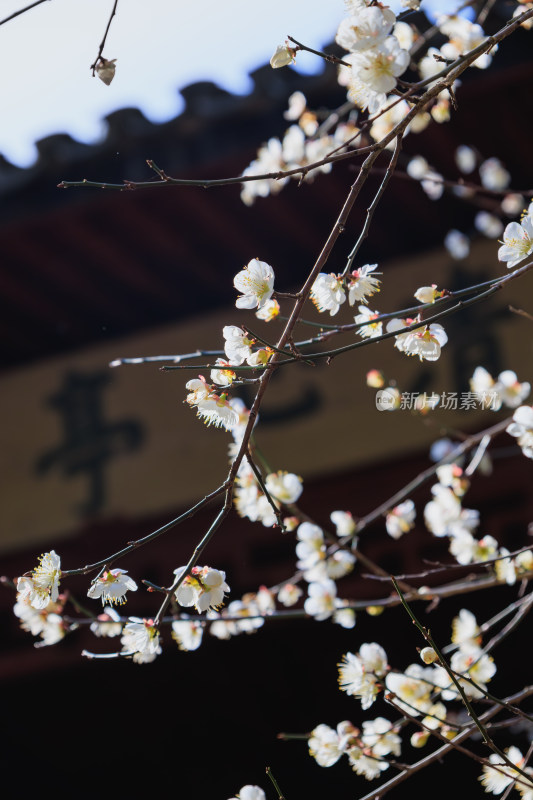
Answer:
[{"left": 36, "top": 371, "right": 144, "bottom": 515}]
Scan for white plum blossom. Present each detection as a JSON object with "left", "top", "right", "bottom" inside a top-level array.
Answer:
[
  {"left": 347, "top": 264, "right": 381, "bottom": 305},
  {"left": 310, "top": 273, "right": 346, "bottom": 316},
  {"left": 333, "top": 607, "right": 356, "bottom": 628},
  {"left": 277, "top": 582, "right": 302, "bottom": 607},
  {"left": 455, "top": 145, "right": 477, "bottom": 174},
  {"left": 121, "top": 617, "right": 161, "bottom": 663},
  {"left": 480, "top": 157, "right": 510, "bottom": 191},
  {"left": 385, "top": 499, "right": 416, "bottom": 539},
  {"left": 480, "top": 748, "right": 532, "bottom": 795},
  {"left": 439, "top": 16, "right": 495, "bottom": 69},
  {"left": 407, "top": 155, "right": 430, "bottom": 180},
  {"left": 240, "top": 138, "right": 287, "bottom": 205},
  {"left": 265, "top": 471, "right": 303, "bottom": 504},
  {"left": 393, "top": 21, "right": 414, "bottom": 51},
  {"left": 185, "top": 377, "right": 210, "bottom": 406},
  {"left": 308, "top": 723, "right": 345, "bottom": 767},
  {"left": 452, "top": 609, "right": 481, "bottom": 647},
  {"left": 355, "top": 305, "right": 382, "bottom": 338},
  {"left": 171, "top": 619, "right": 204, "bottom": 651},
  {"left": 349, "top": 749, "right": 389, "bottom": 780},
  {"left": 174, "top": 566, "right": 230, "bottom": 613},
  {"left": 331, "top": 510, "right": 356, "bottom": 537},
  {"left": 506, "top": 405, "right": 533, "bottom": 458},
  {"left": 424, "top": 484, "right": 479, "bottom": 538},
  {"left": 494, "top": 548, "right": 517, "bottom": 586},
  {"left": 498, "top": 216, "right": 533, "bottom": 268},
  {"left": 223, "top": 326, "right": 254, "bottom": 365},
  {"left": 444, "top": 229, "right": 470, "bottom": 260},
  {"left": 304, "top": 579, "right": 338, "bottom": 620},
  {"left": 17, "top": 550, "right": 61, "bottom": 610},
  {"left": 296, "top": 522, "right": 326, "bottom": 573},
  {"left": 255, "top": 298, "right": 280, "bottom": 321},
  {"left": 387, "top": 319, "right": 447, "bottom": 361},
  {"left": 350, "top": 36, "right": 409, "bottom": 94},
  {"left": 421, "top": 169, "right": 445, "bottom": 200},
  {"left": 403, "top": 324, "right": 448, "bottom": 361},
  {"left": 338, "top": 643, "right": 389, "bottom": 709},
  {"left": 385, "top": 665, "right": 434, "bottom": 716},
  {"left": 495, "top": 370, "right": 531, "bottom": 408},
  {"left": 210, "top": 359, "right": 236, "bottom": 387},
  {"left": 361, "top": 717, "right": 401, "bottom": 756},
  {"left": 369, "top": 98, "right": 410, "bottom": 147},
  {"left": 90, "top": 607, "right": 123, "bottom": 638},
  {"left": 449, "top": 531, "right": 499, "bottom": 566},
  {"left": 475, "top": 211, "right": 503, "bottom": 238},
  {"left": 229, "top": 787, "right": 266, "bottom": 800},
  {"left": 87, "top": 568, "right": 138, "bottom": 606},
  {"left": 185, "top": 377, "right": 239, "bottom": 431},
  {"left": 326, "top": 550, "right": 356, "bottom": 579},
  {"left": 435, "top": 645, "right": 496, "bottom": 700},
  {"left": 14, "top": 589, "right": 67, "bottom": 646},
  {"left": 336, "top": 6, "right": 395, "bottom": 53},
  {"left": 284, "top": 90, "right": 307, "bottom": 121},
  {"left": 233, "top": 259, "right": 275, "bottom": 309}
]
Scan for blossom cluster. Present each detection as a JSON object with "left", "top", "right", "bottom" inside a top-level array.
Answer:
[
  {"left": 240, "top": 96, "right": 358, "bottom": 205},
  {"left": 310, "top": 609, "right": 503, "bottom": 780}
]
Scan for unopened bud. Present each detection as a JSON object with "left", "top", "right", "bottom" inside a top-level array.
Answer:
[
  {"left": 366, "top": 605, "right": 384, "bottom": 617},
  {"left": 366, "top": 369, "right": 384, "bottom": 388},
  {"left": 96, "top": 57, "right": 117, "bottom": 86},
  {"left": 411, "top": 731, "right": 430, "bottom": 748},
  {"left": 270, "top": 44, "right": 295, "bottom": 69},
  {"left": 420, "top": 646, "right": 438, "bottom": 664}
]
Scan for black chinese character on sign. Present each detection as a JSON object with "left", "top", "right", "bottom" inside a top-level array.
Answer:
[{"left": 36, "top": 371, "right": 144, "bottom": 516}]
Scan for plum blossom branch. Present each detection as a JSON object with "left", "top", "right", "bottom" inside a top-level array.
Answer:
[
  {"left": 386, "top": 695, "right": 533, "bottom": 792},
  {"left": 153, "top": 501, "right": 231, "bottom": 626},
  {"left": 356, "top": 686, "right": 533, "bottom": 800},
  {"left": 58, "top": 8, "right": 533, "bottom": 192},
  {"left": 62, "top": 482, "right": 229, "bottom": 576},
  {"left": 391, "top": 577, "right": 533, "bottom": 780}
]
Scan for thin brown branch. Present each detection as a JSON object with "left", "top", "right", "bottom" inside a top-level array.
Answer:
[
  {"left": 90, "top": 0, "right": 119, "bottom": 75},
  {"left": 0, "top": 0, "right": 50, "bottom": 27}
]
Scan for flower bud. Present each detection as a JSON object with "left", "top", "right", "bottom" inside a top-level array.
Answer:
[
  {"left": 411, "top": 731, "right": 430, "bottom": 748},
  {"left": 420, "top": 646, "right": 438, "bottom": 664},
  {"left": 96, "top": 57, "right": 117, "bottom": 86},
  {"left": 366, "top": 369, "right": 384, "bottom": 388},
  {"left": 270, "top": 45, "right": 295, "bottom": 69},
  {"left": 366, "top": 605, "right": 384, "bottom": 617},
  {"left": 414, "top": 285, "right": 442, "bottom": 304}
]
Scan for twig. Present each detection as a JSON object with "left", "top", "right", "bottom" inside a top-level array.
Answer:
[
  {"left": 0, "top": 0, "right": 50, "bottom": 27},
  {"left": 391, "top": 578, "right": 533, "bottom": 781},
  {"left": 286, "top": 35, "right": 351, "bottom": 67},
  {"left": 90, "top": 0, "right": 119, "bottom": 76},
  {"left": 356, "top": 686, "right": 533, "bottom": 800},
  {"left": 246, "top": 449, "right": 286, "bottom": 531},
  {"left": 266, "top": 767, "right": 286, "bottom": 800},
  {"left": 343, "top": 136, "right": 402, "bottom": 277}
]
